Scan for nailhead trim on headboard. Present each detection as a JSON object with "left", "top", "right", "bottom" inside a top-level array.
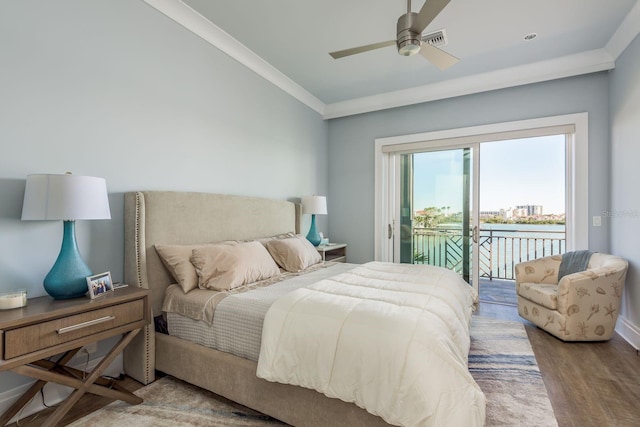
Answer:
[{"left": 135, "top": 191, "right": 153, "bottom": 384}]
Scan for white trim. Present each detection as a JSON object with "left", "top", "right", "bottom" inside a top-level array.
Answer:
[
  {"left": 381, "top": 124, "right": 576, "bottom": 153},
  {"left": 374, "top": 140, "right": 394, "bottom": 261},
  {"left": 564, "top": 132, "right": 576, "bottom": 252},
  {"left": 142, "top": 1, "right": 638, "bottom": 120},
  {"left": 324, "top": 50, "right": 614, "bottom": 119},
  {"left": 605, "top": 0, "right": 640, "bottom": 59},
  {"left": 142, "top": 0, "right": 325, "bottom": 115},
  {"left": 392, "top": 155, "right": 401, "bottom": 262},
  {"left": 615, "top": 315, "right": 640, "bottom": 351},
  {"left": 374, "top": 113, "right": 589, "bottom": 261},
  {"left": 471, "top": 144, "right": 480, "bottom": 291},
  {"left": 569, "top": 113, "right": 589, "bottom": 250}
]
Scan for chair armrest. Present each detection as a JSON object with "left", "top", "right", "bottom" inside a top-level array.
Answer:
[
  {"left": 515, "top": 255, "right": 562, "bottom": 293},
  {"left": 556, "top": 266, "right": 627, "bottom": 315}
]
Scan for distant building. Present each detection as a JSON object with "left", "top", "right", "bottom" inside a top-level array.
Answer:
[
  {"left": 500, "top": 208, "right": 512, "bottom": 220},
  {"left": 480, "top": 210, "right": 500, "bottom": 218},
  {"left": 516, "top": 205, "right": 543, "bottom": 216}
]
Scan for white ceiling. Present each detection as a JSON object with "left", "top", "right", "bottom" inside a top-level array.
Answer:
[{"left": 145, "top": 0, "right": 640, "bottom": 118}]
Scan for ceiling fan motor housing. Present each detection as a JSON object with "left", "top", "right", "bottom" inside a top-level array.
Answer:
[{"left": 397, "top": 12, "right": 421, "bottom": 56}]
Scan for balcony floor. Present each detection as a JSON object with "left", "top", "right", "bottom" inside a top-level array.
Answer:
[{"left": 477, "top": 277, "right": 517, "bottom": 306}]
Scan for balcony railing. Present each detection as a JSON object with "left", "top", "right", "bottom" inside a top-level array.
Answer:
[{"left": 412, "top": 226, "right": 566, "bottom": 280}]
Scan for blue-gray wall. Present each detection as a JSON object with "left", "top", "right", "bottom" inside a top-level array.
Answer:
[
  {"left": 610, "top": 33, "right": 640, "bottom": 346},
  {"left": 328, "top": 73, "right": 611, "bottom": 264},
  {"left": 0, "top": 0, "right": 637, "bottom": 407},
  {"left": 0, "top": 0, "right": 327, "bottom": 393}
]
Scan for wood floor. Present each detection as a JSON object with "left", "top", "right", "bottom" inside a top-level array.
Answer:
[
  {"left": 8, "top": 301, "right": 640, "bottom": 427},
  {"left": 478, "top": 302, "right": 640, "bottom": 427}
]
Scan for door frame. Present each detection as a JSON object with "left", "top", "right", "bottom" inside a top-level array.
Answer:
[{"left": 374, "top": 113, "right": 589, "bottom": 263}]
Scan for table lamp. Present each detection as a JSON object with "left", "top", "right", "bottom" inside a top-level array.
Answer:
[
  {"left": 21, "top": 173, "right": 111, "bottom": 299},
  {"left": 302, "top": 195, "right": 327, "bottom": 246}
]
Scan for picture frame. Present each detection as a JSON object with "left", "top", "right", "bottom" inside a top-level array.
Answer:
[{"left": 86, "top": 271, "right": 114, "bottom": 299}]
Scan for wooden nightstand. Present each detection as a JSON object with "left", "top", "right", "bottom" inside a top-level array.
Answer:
[
  {"left": 0, "top": 286, "right": 150, "bottom": 427},
  {"left": 317, "top": 243, "right": 347, "bottom": 262}
]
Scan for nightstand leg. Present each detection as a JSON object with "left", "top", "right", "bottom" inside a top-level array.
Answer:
[
  {"left": 0, "top": 348, "right": 80, "bottom": 426},
  {"left": 41, "top": 328, "right": 141, "bottom": 427},
  {"left": 0, "top": 379, "right": 47, "bottom": 426},
  {"left": 5, "top": 329, "right": 141, "bottom": 427}
]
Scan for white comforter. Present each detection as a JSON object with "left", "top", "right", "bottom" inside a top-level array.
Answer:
[{"left": 256, "top": 262, "right": 486, "bottom": 427}]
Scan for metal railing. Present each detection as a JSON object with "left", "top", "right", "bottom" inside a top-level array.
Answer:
[{"left": 412, "top": 226, "right": 566, "bottom": 280}]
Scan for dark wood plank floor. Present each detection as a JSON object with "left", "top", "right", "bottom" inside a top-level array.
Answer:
[
  {"left": 8, "top": 301, "right": 640, "bottom": 426},
  {"left": 479, "top": 301, "right": 640, "bottom": 427}
]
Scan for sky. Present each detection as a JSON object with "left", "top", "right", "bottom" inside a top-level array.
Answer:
[{"left": 412, "top": 135, "right": 566, "bottom": 215}]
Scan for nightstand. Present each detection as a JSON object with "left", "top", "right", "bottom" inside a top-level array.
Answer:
[
  {"left": 317, "top": 243, "right": 347, "bottom": 262},
  {"left": 0, "top": 286, "right": 150, "bottom": 427}
]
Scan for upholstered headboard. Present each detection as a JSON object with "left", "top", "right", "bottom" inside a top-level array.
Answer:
[{"left": 122, "top": 191, "right": 300, "bottom": 383}]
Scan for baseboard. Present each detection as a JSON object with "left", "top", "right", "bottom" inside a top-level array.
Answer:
[
  {"left": 615, "top": 315, "right": 640, "bottom": 350},
  {"left": 0, "top": 353, "right": 123, "bottom": 424}
]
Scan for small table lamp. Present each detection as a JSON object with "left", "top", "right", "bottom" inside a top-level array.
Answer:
[
  {"left": 302, "top": 195, "right": 327, "bottom": 246},
  {"left": 21, "top": 173, "right": 111, "bottom": 299}
]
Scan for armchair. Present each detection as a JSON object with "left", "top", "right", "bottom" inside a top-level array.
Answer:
[{"left": 515, "top": 253, "right": 628, "bottom": 341}]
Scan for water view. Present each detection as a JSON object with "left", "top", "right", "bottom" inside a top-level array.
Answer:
[
  {"left": 407, "top": 135, "right": 567, "bottom": 283},
  {"left": 412, "top": 222, "right": 566, "bottom": 280}
]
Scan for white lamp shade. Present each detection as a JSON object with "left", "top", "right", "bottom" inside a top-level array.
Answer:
[
  {"left": 22, "top": 174, "right": 111, "bottom": 221},
  {"left": 302, "top": 196, "right": 327, "bottom": 215}
]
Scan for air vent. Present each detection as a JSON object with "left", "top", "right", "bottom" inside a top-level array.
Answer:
[{"left": 421, "top": 29, "right": 448, "bottom": 47}]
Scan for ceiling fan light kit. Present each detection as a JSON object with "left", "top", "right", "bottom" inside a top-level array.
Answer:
[
  {"left": 397, "top": 12, "right": 422, "bottom": 56},
  {"left": 329, "top": 0, "right": 458, "bottom": 70}
]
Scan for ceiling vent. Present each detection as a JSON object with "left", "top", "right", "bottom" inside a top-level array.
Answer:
[{"left": 421, "top": 29, "right": 448, "bottom": 47}]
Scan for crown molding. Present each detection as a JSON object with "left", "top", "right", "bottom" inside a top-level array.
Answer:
[
  {"left": 142, "top": 0, "right": 636, "bottom": 121},
  {"left": 142, "top": 0, "right": 326, "bottom": 115},
  {"left": 606, "top": 0, "right": 640, "bottom": 59},
  {"left": 323, "top": 49, "right": 615, "bottom": 119}
]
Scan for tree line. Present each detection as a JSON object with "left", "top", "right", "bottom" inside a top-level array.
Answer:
[{"left": 414, "top": 207, "right": 565, "bottom": 227}]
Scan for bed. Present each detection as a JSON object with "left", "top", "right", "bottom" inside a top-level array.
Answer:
[{"left": 122, "top": 191, "right": 485, "bottom": 426}]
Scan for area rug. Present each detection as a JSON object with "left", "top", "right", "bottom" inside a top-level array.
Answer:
[
  {"left": 70, "top": 316, "right": 557, "bottom": 426},
  {"left": 470, "top": 316, "right": 557, "bottom": 427}
]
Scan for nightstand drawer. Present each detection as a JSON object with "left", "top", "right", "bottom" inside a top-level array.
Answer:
[{"left": 3, "top": 299, "right": 144, "bottom": 359}]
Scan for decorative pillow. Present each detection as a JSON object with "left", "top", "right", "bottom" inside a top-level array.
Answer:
[
  {"left": 190, "top": 241, "right": 281, "bottom": 291},
  {"left": 156, "top": 244, "right": 208, "bottom": 293},
  {"left": 266, "top": 234, "right": 322, "bottom": 272},
  {"left": 253, "top": 232, "right": 295, "bottom": 247}
]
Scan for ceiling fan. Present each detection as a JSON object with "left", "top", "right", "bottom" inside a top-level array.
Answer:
[{"left": 329, "top": 0, "right": 459, "bottom": 70}]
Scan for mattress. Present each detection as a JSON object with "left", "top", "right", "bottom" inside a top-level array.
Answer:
[{"left": 166, "top": 262, "right": 357, "bottom": 361}]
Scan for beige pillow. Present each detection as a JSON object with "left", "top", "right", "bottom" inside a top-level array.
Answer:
[
  {"left": 266, "top": 234, "right": 322, "bottom": 272},
  {"left": 156, "top": 244, "right": 207, "bottom": 293},
  {"left": 253, "top": 232, "right": 295, "bottom": 247},
  {"left": 191, "top": 241, "right": 281, "bottom": 291}
]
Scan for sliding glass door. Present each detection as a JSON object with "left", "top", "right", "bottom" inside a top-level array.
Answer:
[
  {"left": 376, "top": 115, "right": 584, "bottom": 302},
  {"left": 395, "top": 145, "right": 479, "bottom": 288}
]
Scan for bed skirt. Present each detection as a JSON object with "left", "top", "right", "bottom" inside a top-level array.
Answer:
[{"left": 155, "top": 332, "right": 390, "bottom": 427}]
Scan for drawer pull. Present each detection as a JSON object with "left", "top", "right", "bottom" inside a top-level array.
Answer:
[{"left": 56, "top": 316, "right": 115, "bottom": 334}]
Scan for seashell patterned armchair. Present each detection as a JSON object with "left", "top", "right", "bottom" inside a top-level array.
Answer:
[{"left": 515, "top": 253, "right": 628, "bottom": 341}]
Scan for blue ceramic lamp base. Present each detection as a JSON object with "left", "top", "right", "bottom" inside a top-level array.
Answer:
[
  {"left": 43, "top": 220, "right": 92, "bottom": 300},
  {"left": 306, "top": 214, "right": 322, "bottom": 246}
]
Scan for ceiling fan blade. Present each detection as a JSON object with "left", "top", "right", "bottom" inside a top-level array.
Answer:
[
  {"left": 411, "top": 0, "right": 451, "bottom": 34},
  {"left": 419, "top": 43, "right": 459, "bottom": 70},
  {"left": 329, "top": 40, "right": 396, "bottom": 59}
]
